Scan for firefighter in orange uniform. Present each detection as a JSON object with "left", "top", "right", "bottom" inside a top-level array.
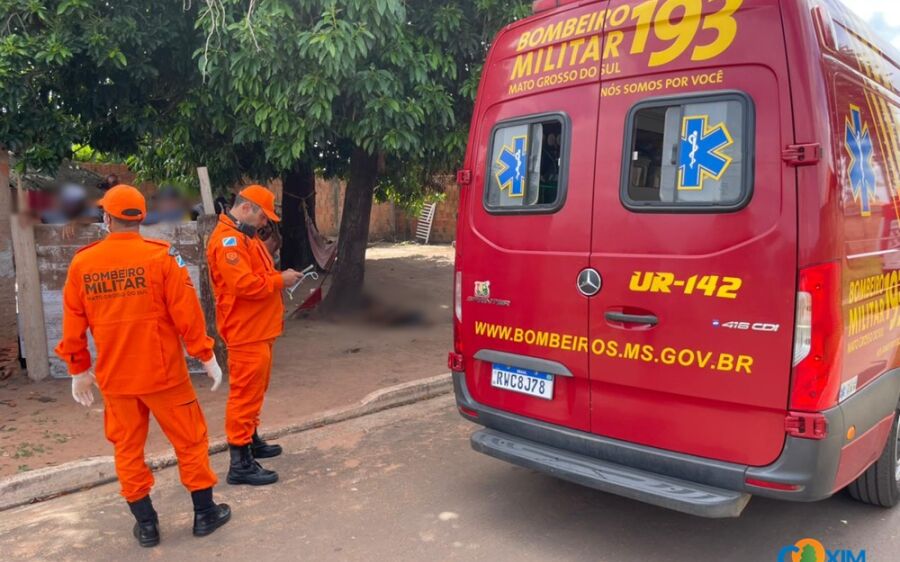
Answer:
[
  {"left": 55, "top": 185, "right": 231, "bottom": 547},
  {"left": 207, "top": 185, "right": 302, "bottom": 486}
]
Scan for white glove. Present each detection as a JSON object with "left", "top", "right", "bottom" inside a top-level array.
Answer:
[
  {"left": 202, "top": 357, "right": 223, "bottom": 392},
  {"left": 71, "top": 370, "right": 96, "bottom": 407}
]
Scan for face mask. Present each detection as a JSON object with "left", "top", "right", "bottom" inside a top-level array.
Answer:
[{"left": 100, "top": 214, "right": 111, "bottom": 234}]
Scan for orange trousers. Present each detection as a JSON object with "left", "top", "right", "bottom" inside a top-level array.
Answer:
[
  {"left": 225, "top": 340, "right": 274, "bottom": 446},
  {"left": 104, "top": 380, "right": 217, "bottom": 502}
]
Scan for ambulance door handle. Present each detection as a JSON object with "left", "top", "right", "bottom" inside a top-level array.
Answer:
[{"left": 605, "top": 312, "right": 658, "bottom": 327}]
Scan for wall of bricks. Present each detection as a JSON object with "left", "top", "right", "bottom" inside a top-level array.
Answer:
[
  {"left": 313, "top": 176, "right": 458, "bottom": 244},
  {"left": 400, "top": 179, "right": 459, "bottom": 244},
  {"left": 311, "top": 177, "right": 401, "bottom": 241}
]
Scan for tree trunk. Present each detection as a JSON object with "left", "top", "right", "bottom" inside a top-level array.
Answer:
[
  {"left": 320, "top": 147, "right": 378, "bottom": 313},
  {"left": 279, "top": 161, "right": 316, "bottom": 271},
  {"left": 0, "top": 150, "right": 20, "bottom": 379}
]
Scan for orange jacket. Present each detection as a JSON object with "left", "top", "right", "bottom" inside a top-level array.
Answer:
[
  {"left": 207, "top": 214, "right": 284, "bottom": 347},
  {"left": 55, "top": 232, "right": 215, "bottom": 396}
]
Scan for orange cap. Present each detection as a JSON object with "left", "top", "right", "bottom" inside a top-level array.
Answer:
[
  {"left": 239, "top": 185, "right": 280, "bottom": 223},
  {"left": 97, "top": 184, "right": 146, "bottom": 221}
]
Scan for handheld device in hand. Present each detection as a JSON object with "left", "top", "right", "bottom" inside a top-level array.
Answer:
[{"left": 287, "top": 265, "right": 318, "bottom": 300}]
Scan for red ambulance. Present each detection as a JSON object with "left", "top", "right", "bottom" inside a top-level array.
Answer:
[{"left": 450, "top": 0, "right": 900, "bottom": 517}]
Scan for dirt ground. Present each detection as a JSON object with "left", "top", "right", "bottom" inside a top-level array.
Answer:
[{"left": 0, "top": 243, "right": 454, "bottom": 479}]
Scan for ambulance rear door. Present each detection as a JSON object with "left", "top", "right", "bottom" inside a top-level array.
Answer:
[
  {"left": 460, "top": 2, "right": 609, "bottom": 432},
  {"left": 586, "top": 0, "right": 797, "bottom": 466}
]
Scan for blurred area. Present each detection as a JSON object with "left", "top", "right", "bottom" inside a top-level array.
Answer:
[
  {"left": 11, "top": 160, "right": 106, "bottom": 226},
  {"left": 38, "top": 183, "right": 102, "bottom": 225},
  {"left": 144, "top": 185, "right": 189, "bottom": 225},
  {"left": 11, "top": 161, "right": 218, "bottom": 230}
]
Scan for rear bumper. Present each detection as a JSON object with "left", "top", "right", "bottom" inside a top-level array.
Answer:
[
  {"left": 471, "top": 428, "right": 751, "bottom": 518},
  {"left": 453, "top": 369, "right": 900, "bottom": 517}
]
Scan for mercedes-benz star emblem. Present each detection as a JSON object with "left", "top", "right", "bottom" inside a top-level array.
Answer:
[{"left": 577, "top": 268, "right": 602, "bottom": 297}]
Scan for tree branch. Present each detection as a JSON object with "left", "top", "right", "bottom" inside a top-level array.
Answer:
[
  {"left": 246, "top": 0, "right": 260, "bottom": 52},
  {"left": 198, "top": 0, "right": 226, "bottom": 80}
]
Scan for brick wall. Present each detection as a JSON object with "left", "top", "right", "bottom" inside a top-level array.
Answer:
[
  {"left": 393, "top": 179, "right": 458, "bottom": 244},
  {"left": 311, "top": 177, "right": 398, "bottom": 240},
  {"left": 313, "top": 177, "right": 458, "bottom": 243},
  {"left": 427, "top": 180, "right": 459, "bottom": 244}
]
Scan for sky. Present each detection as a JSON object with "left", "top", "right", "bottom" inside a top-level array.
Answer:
[{"left": 845, "top": 0, "right": 900, "bottom": 50}]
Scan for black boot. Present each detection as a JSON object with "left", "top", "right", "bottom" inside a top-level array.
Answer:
[
  {"left": 191, "top": 488, "right": 232, "bottom": 537},
  {"left": 127, "top": 496, "right": 160, "bottom": 548},
  {"left": 226, "top": 444, "right": 279, "bottom": 486},
  {"left": 251, "top": 430, "right": 282, "bottom": 459}
]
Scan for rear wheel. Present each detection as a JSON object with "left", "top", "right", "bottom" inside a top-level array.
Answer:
[{"left": 847, "top": 409, "right": 900, "bottom": 507}]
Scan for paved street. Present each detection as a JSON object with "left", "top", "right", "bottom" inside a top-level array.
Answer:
[{"left": 0, "top": 395, "right": 897, "bottom": 561}]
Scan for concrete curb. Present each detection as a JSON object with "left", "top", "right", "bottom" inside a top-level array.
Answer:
[{"left": 0, "top": 373, "right": 452, "bottom": 512}]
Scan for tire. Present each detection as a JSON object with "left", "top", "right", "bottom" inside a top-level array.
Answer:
[{"left": 847, "top": 409, "right": 900, "bottom": 507}]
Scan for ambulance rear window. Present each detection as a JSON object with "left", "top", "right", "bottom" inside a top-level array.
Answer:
[
  {"left": 485, "top": 115, "right": 567, "bottom": 212},
  {"left": 621, "top": 93, "right": 753, "bottom": 212}
]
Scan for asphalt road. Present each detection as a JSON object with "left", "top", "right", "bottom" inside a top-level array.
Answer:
[{"left": 0, "top": 395, "right": 897, "bottom": 561}]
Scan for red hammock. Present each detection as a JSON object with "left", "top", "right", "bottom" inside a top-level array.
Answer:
[
  {"left": 304, "top": 202, "right": 337, "bottom": 271},
  {"left": 288, "top": 203, "right": 337, "bottom": 314}
]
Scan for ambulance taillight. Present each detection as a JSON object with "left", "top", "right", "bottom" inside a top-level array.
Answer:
[
  {"left": 789, "top": 262, "right": 843, "bottom": 412},
  {"left": 792, "top": 293, "right": 812, "bottom": 365}
]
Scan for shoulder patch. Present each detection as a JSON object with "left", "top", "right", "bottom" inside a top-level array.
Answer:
[
  {"left": 156, "top": 244, "right": 186, "bottom": 267},
  {"left": 222, "top": 236, "right": 238, "bottom": 247}
]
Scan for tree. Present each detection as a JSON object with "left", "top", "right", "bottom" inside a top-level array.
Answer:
[
  {"left": 0, "top": 0, "right": 201, "bottom": 171},
  {"left": 125, "top": 71, "right": 324, "bottom": 270},
  {"left": 0, "top": 1, "right": 321, "bottom": 269},
  {"left": 188, "top": 0, "right": 530, "bottom": 311},
  {"left": 1, "top": 0, "right": 530, "bottom": 313}
]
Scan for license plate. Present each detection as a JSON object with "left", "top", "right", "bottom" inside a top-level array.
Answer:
[{"left": 490, "top": 363, "right": 554, "bottom": 400}]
